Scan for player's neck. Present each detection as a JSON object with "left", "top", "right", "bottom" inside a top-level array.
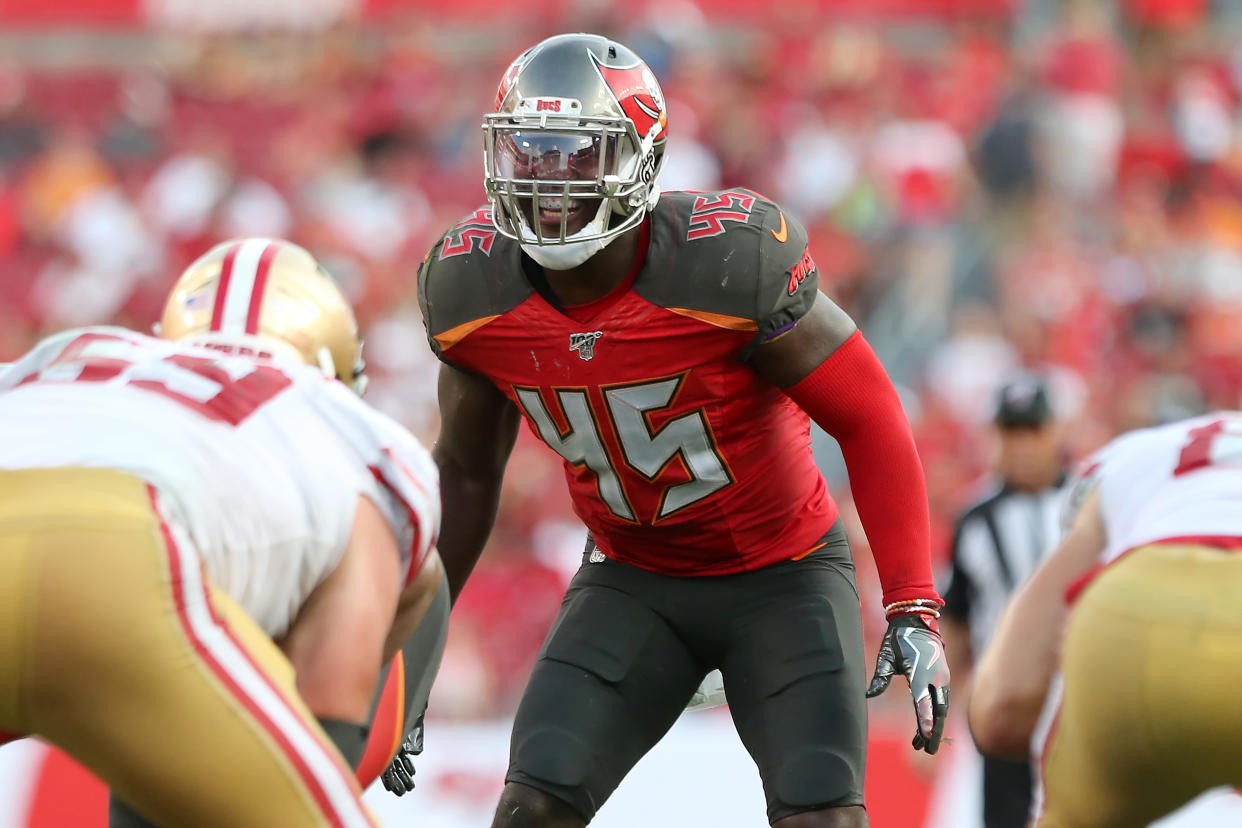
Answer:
[
  {"left": 539, "top": 223, "right": 644, "bottom": 307},
  {"left": 1005, "top": 469, "right": 1061, "bottom": 494}
]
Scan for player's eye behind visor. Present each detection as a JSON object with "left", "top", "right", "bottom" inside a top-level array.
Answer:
[{"left": 495, "top": 131, "right": 618, "bottom": 182}]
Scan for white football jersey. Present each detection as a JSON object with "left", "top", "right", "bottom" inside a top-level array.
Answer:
[
  {"left": 0, "top": 327, "right": 439, "bottom": 637},
  {"left": 1029, "top": 414, "right": 1242, "bottom": 826},
  {"left": 1070, "top": 412, "right": 1242, "bottom": 565}
]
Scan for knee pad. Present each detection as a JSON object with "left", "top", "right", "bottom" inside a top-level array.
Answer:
[{"left": 770, "top": 747, "right": 860, "bottom": 812}]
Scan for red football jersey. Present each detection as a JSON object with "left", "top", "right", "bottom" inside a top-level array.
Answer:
[{"left": 419, "top": 190, "right": 837, "bottom": 575}]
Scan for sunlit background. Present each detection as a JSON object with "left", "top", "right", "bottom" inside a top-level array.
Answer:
[{"left": 2, "top": 0, "right": 1241, "bottom": 825}]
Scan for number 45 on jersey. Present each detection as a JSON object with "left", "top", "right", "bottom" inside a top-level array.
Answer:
[{"left": 514, "top": 376, "right": 733, "bottom": 524}]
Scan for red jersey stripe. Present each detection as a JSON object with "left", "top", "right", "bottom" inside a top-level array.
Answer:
[
  {"left": 209, "top": 242, "right": 243, "bottom": 331},
  {"left": 244, "top": 242, "right": 280, "bottom": 335},
  {"left": 368, "top": 465, "right": 424, "bottom": 586}
]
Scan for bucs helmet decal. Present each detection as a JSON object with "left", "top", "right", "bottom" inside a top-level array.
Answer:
[
  {"left": 495, "top": 49, "right": 533, "bottom": 111},
  {"left": 591, "top": 55, "right": 667, "bottom": 144}
]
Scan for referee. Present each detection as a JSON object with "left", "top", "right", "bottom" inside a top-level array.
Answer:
[{"left": 940, "top": 375, "right": 1067, "bottom": 828}]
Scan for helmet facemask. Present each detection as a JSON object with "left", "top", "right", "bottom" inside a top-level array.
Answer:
[{"left": 483, "top": 107, "right": 660, "bottom": 254}]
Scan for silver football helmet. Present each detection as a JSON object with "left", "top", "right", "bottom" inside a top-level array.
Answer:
[{"left": 483, "top": 33, "right": 668, "bottom": 266}]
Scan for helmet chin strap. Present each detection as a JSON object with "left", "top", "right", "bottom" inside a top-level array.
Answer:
[
  {"left": 516, "top": 184, "right": 663, "bottom": 271},
  {"left": 521, "top": 235, "right": 612, "bottom": 270}
]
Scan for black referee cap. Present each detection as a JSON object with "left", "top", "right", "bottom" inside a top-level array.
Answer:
[{"left": 995, "top": 374, "right": 1053, "bottom": 428}]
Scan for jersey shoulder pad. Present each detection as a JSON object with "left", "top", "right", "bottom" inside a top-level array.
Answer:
[
  {"left": 637, "top": 190, "right": 819, "bottom": 348},
  {"left": 309, "top": 379, "right": 441, "bottom": 570},
  {"left": 417, "top": 206, "right": 531, "bottom": 364},
  {"left": 0, "top": 326, "right": 147, "bottom": 390},
  {"left": 1059, "top": 431, "right": 1143, "bottom": 535}
]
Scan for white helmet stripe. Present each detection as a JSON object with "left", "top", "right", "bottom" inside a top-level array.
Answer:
[{"left": 216, "top": 238, "right": 275, "bottom": 336}]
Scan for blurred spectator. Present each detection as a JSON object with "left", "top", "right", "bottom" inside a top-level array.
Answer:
[
  {"left": 216, "top": 177, "right": 293, "bottom": 239},
  {"left": 774, "top": 107, "right": 858, "bottom": 221},
  {"left": 923, "top": 303, "right": 1021, "bottom": 427},
  {"left": 973, "top": 84, "right": 1039, "bottom": 204},
  {"left": 1037, "top": 3, "right": 1125, "bottom": 200},
  {"left": 657, "top": 103, "right": 721, "bottom": 192},
  {"left": 20, "top": 126, "right": 114, "bottom": 237},
  {"left": 140, "top": 130, "right": 232, "bottom": 241}
]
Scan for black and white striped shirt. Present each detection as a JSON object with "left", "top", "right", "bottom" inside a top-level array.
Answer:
[{"left": 943, "top": 478, "right": 1067, "bottom": 658}]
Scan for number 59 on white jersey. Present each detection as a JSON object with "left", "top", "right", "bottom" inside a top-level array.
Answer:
[{"left": 0, "top": 327, "right": 440, "bottom": 638}]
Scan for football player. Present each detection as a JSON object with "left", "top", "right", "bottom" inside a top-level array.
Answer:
[
  {"left": 0, "top": 238, "right": 446, "bottom": 827},
  {"left": 970, "top": 413, "right": 1242, "bottom": 826},
  {"left": 416, "top": 34, "right": 950, "bottom": 828}
]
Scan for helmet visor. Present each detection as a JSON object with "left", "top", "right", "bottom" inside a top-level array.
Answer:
[{"left": 494, "top": 131, "right": 621, "bottom": 184}]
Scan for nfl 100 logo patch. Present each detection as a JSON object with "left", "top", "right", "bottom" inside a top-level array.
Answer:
[{"left": 569, "top": 331, "right": 604, "bottom": 361}]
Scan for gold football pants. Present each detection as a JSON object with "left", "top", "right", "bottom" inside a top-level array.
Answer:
[
  {"left": 1037, "top": 542, "right": 1242, "bottom": 827},
  {"left": 0, "top": 468, "right": 377, "bottom": 827}
]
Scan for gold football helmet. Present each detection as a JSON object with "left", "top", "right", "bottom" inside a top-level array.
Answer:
[{"left": 158, "top": 238, "right": 367, "bottom": 394}]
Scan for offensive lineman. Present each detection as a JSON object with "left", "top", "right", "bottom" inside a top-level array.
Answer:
[
  {"left": 417, "top": 34, "right": 950, "bottom": 827},
  {"left": 0, "top": 238, "right": 444, "bottom": 827},
  {"left": 970, "top": 412, "right": 1242, "bottom": 826}
]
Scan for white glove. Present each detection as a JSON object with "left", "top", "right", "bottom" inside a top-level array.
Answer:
[{"left": 685, "top": 669, "right": 727, "bottom": 712}]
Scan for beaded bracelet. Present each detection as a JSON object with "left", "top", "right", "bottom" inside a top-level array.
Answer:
[
  {"left": 884, "top": 598, "right": 942, "bottom": 616},
  {"left": 888, "top": 606, "right": 941, "bottom": 619}
]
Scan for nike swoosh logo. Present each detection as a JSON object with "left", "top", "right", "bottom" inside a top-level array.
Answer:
[
  {"left": 771, "top": 212, "right": 788, "bottom": 242},
  {"left": 926, "top": 641, "right": 942, "bottom": 671}
]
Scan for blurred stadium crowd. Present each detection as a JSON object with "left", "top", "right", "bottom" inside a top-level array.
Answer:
[{"left": 2, "top": 0, "right": 1242, "bottom": 724}]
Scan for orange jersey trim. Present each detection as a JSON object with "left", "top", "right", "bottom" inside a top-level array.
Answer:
[
  {"left": 664, "top": 307, "right": 758, "bottom": 332},
  {"left": 387, "top": 655, "right": 406, "bottom": 760},
  {"left": 354, "top": 652, "right": 407, "bottom": 787},
  {"left": 791, "top": 541, "right": 828, "bottom": 561},
  {"left": 434, "top": 315, "right": 500, "bottom": 351}
]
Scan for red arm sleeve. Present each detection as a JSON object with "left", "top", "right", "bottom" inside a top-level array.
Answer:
[{"left": 783, "top": 330, "right": 941, "bottom": 608}]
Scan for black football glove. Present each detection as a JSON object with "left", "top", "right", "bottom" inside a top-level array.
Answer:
[
  {"left": 866, "top": 614, "right": 951, "bottom": 754},
  {"left": 380, "top": 713, "right": 425, "bottom": 797}
]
